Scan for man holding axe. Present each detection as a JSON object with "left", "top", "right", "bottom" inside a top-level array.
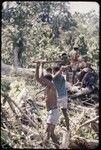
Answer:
[{"left": 35, "top": 60, "right": 60, "bottom": 148}]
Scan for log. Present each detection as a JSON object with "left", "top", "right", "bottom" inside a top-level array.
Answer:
[
  {"left": 1, "top": 62, "right": 35, "bottom": 76},
  {"left": 32, "top": 60, "right": 62, "bottom": 63},
  {"left": 69, "top": 137, "right": 99, "bottom": 149},
  {"left": 60, "top": 129, "right": 99, "bottom": 149}
]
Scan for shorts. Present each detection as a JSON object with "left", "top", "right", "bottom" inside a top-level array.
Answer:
[
  {"left": 57, "top": 96, "right": 68, "bottom": 109},
  {"left": 47, "top": 108, "right": 60, "bottom": 125}
]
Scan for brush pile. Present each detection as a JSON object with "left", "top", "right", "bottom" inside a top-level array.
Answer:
[{"left": 1, "top": 75, "right": 99, "bottom": 149}]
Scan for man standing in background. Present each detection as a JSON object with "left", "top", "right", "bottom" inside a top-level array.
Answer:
[
  {"left": 69, "top": 46, "right": 79, "bottom": 84},
  {"left": 52, "top": 66, "right": 69, "bottom": 132},
  {"left": 58, "top": 53, "right": 70, "bottom": 82}
]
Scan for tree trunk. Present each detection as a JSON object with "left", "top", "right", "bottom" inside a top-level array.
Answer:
[
  {"left": 1, "top": 62, "right": 35, "bottom": 76},
  {"left": 13, "top": 47, "right": 20, "bottom": 67},
  {"left": 69, "top": 137, "right": 99, "bottom": 149},
  {"left": 13, "top": 36, "right": 24, "bottom": 67}
]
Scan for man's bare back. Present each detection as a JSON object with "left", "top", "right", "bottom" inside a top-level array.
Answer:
[
  {"left": 44, "top": 85, "right": 57, "bottom": 111},
  {"left": 35, "top": 61, "right": 60, "bottom": 148}
]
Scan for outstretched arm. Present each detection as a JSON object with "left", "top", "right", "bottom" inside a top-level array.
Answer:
[
  {"left": 35, "top": 60, "right": 46, "bottom": 81},
  {"left": 53, "top": 65, "right": 70, "bottom": 79},
  {"left": 53, "top": 67, "right": 62, "bottom": 79}
]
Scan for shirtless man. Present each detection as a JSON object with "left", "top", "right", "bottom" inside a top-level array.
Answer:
[{"left": 35, "top": 61, "right": 60, "bottom": 148}]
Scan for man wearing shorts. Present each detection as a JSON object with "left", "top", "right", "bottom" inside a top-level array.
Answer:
[
  {"left": 52, "top": 66, "right": 69, "bottom": 131},
  {"left": 35, "top": 61, "right": 60, "bottom": 148}
]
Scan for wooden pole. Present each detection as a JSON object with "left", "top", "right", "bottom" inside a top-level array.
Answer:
[
  {"left": 78, "top": 116, "right": 99, "bottom": 129},
  {"left": 32, "top": 60, "right": 62, "bottom": 63}
]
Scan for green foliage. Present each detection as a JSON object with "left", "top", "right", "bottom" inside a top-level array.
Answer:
[
  {"left": 9, "top": 79, "right": 25, "bottom": 99},
  {"left": 73, "top": 11, "right": 99, "bottom": 64},
  {"left": 1, "top": 81, "right": 10, "bottom": 92},
  {"left": 78, "top": 126, "right": 98, "bottom": 139},
  {"left": 75, "top": 35, "right": 88, "bottom": 55},
  {"left": 1, "top": 2, "right": 99, "bottom": 67}
]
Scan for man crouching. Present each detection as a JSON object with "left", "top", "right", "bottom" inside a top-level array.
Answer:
[{"left": 35, "top": 61, "right": 60, "bottom": 148}]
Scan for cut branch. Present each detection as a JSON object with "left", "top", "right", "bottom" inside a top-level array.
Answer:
[
  {"left": 69, "top": 137, "right": 99, "bottom": 149},
  {"left": 32, "top": 60, "right": 62, "bottom": 63},
  {"left": 78, "top": 116, "right": 99, "bottom": 129}
]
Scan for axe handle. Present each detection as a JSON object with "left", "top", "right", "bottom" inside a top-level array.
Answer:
[{"left": 32, "top": 60, "right": 62, "bottom": 63}]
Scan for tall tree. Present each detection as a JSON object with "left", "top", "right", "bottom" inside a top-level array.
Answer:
[{"left": 74, "top": 35, "right": 88, "bottom": 56}]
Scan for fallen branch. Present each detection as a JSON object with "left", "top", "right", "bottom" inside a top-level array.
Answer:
[
  {"left": 32, "top": 60, "right": 62, "bottom": 63},
  {"left": 78, "top": 116, "right": 99, "bottom": 129},
  {"left": 1, "top": 62, "right": 35, "bottom": 76},
  {"left": 69, "top": 137, "right": 99, "bottom": 149},
  {"left": 35, "top": 87, "right": 46, "bottom": 96},
  {"left": 1, "top": 92, "right": 46, "bottom": 148},
  {"left": 2, "top": 92, "right": 38, "bottom": 128},
  {"left": 7, "top": 100, "right": 23, "bottom": 128}
]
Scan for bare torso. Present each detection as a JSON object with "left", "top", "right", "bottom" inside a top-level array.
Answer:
[{"left": 44, "top": 84, "right": 57, "bottom": 111}]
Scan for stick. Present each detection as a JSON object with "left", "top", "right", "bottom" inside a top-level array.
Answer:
[
  {"left": 32, "top": 60, "right": 62, "bottom": 63},
  {"left": 78, "top": 116, "right": 99, "bottom": 129},
  {"left": 7, "top": 100, "right": 23, "bottom": 126},
  {"left": 35, "top": 87, "right": 46, "bottom": 96}
]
